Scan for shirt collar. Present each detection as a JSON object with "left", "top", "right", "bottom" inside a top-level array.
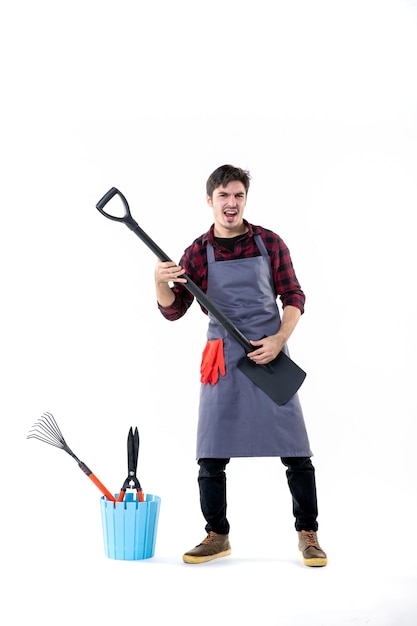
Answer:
[{"left": 205, "top": 220, "right": 256, "bottom": 245}]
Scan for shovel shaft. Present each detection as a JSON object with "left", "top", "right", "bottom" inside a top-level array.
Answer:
[{"left": 127, "top": 220, "right": 253, "bottom": 353}]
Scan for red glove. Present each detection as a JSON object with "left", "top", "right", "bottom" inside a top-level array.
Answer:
[{"left": 200, "top": 339, "right": 226, "bottom": 385}]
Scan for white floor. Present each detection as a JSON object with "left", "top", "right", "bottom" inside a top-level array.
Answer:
[
  {"left": 9, "top": 546, "right": 417, "bottom": 626},
  {"left": 5, "top": 452, "right": 417, "bottom": 625}
]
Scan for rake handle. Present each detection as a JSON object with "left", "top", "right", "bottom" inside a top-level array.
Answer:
[{"left": 78, "top": 461, "right": 116, "bottom": 502}]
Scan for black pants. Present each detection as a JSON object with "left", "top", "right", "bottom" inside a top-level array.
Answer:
[{"left": 198, "top": 457, "right": 319, "bottom": 534}]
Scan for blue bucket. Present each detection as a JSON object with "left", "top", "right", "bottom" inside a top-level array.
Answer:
[{"left": 100, "top": 493, "right": 161, "bottom": 560}]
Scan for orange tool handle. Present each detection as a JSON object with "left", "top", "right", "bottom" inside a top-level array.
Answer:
[
  {"left": 88, "top": 473, "right": 117, "bottom": 502},
  {"left": 77, "top": 461, "right": 116, "bottom": 502},
  {"left": 117, "top": 489, "right": 144, "bottom": 502}
]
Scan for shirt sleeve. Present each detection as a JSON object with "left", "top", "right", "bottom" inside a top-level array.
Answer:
[
  {"left": 268, "top": 233, "right": 306, "bottom": 314},
  {"left": 157, "top": 240, "right": 206, "bottom": 321},
  {"left": 157, "top": 283, "right": 194, "bottom": 320}
]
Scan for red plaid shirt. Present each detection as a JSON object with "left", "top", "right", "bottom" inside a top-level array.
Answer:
[{"left": 158, "top": 221, "right": 305, "bottom": 320}]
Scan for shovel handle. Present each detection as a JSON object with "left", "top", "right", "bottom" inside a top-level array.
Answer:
[
  {"left": 96, "top": 188, "right": 253, "bottom": 353},
  {"left": 96, "top": 187, "right": 123, "bottom": 217}
]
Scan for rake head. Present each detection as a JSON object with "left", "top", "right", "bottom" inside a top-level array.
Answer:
[
  {"left": 27, "top": 412, "right": 69, "bottom": 451},
  {"left": 27, "top": 412, "right": 117, "bottom": 503}
]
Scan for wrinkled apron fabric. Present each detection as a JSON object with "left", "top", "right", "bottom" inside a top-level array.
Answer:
[{"left": 197, "top": 236, "right": 312, "bottom": 458}]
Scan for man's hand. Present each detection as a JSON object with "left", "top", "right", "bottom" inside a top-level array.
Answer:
[
  {"left": 247, "top": 305, "right": 302, "bottom": 364},
  {"left": 247, "top": 335, "right": 284, "bottom": 365},
  {"left": 155, "top": 260, "right": 187, "bottom": 308},
  {"left": 154, "top": 260, "right": 187, "bottom": 285}
]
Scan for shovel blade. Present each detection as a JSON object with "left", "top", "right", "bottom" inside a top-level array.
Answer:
[{"left": 237, "top": 352, "right": 306, "bottom": 406}]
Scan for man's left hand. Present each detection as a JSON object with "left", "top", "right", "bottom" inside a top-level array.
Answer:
[{"left": 247, "top": 335, "right": 284, "bottom": 365}]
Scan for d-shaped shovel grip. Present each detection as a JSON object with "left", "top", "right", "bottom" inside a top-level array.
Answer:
[{"left": 96, "top": 187, "right": 125, "bottom": 218}]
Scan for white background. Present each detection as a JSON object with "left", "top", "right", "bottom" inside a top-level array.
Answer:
[{"left": 1, "top": 1, "right": 417, "bottom": 624}]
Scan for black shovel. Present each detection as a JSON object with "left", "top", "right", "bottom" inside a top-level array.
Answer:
[{"left": 96, "top": 187, "right": 306, "bottom": 406}]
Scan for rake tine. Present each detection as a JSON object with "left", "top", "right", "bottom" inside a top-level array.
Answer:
[
  {"left": 42, "top": 412, "right": 64, "bottom": 439},
  {"left": 26, "top": 431, "right": 62, "bottom": 449}
]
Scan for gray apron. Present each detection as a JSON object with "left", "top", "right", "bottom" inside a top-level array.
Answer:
[{"left": 196, "top": 235, "right": 312, "bottom": 459}]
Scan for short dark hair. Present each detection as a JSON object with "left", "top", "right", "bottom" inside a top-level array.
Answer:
[{"left": 206, "top": 164, "right": 251, "bottom": 198}]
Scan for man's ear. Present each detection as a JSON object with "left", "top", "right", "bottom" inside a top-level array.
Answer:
[{"left": 206, "top": 194, "right": 213, "bottom": 207}]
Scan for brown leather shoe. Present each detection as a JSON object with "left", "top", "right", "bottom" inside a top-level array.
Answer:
[
  {"left": 183, "top": 531, "right": 232, "bottom": 564},
  {"left": 298, "top": 530, "right": 328, "bottom": 567}
]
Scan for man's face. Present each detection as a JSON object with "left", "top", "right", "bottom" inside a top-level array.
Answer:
[{"left": 207, "top": 181, "right": 247, "bottom": 237}]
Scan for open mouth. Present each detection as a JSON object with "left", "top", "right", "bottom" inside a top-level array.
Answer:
[{"left": 224, "top": 209, "right": 238, "bottom": 221}]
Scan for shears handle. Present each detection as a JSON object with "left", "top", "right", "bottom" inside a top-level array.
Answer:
[{"left": 117, "top": 488, "right": 145, "bottom": 503}]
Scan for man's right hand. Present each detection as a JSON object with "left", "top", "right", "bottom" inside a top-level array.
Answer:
[{"left": 154, "top": 260, "right": 187, "bottom": 285}]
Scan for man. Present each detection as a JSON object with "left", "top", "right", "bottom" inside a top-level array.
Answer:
[{"left": 154, "top": 164, "right": 327, "bottom": 567}]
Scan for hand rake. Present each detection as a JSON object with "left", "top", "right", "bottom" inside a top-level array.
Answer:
[{"left": 27, "top": 412, "right": 116, "bottom": 502}]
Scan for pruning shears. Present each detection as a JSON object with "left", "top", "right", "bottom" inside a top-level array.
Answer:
[{"left": 117, "top": 427, "right": 144, "bottom": 502}]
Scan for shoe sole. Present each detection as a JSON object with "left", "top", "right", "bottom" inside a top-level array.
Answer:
[
  {"left": 182, "top": 548, "right": 232, "bottom": 564},
  {"left": 302, "top": 555, "right": 328, "bottom": 567}
]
